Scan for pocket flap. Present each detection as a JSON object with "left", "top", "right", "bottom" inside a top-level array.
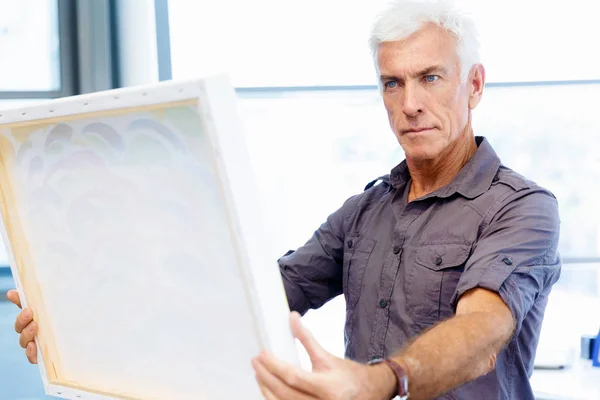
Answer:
[
  {"left": 415, "top": 243, "right": 471, "bottom": 271},
  {"left": 345, "top": 235, "right": 376, "bottom": 254}
]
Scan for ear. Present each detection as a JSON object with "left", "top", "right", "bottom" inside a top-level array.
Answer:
[{"left": 468, "top": 64, "right": 486, "bottom": 110}]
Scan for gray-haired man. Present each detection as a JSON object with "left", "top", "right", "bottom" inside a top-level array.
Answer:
[{"left": 11, "top": 1, "right": 561, "bottom": 399}]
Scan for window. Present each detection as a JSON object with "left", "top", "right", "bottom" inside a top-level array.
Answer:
[
  {"left": 168, "top": 1, "right": 600, "bottom": 373},
  {"left": 0, "top": 0, "right": 60, "bottom": 91},
  {"left": 169, "top": 0, "right": 600, "bottom": 262},
  {"left": 0, "top": 9, "right": 64, "bottom": 393},
  {"left": 0, "top": 0, "right": 76, "bottom": 98},
  {"left": 0, "top": 0, "right": 105, "bottom": 397},
  {"left": 169, "top": 0, "right": 600, "bottom": 87},
  {"left": 457, "top": 0, "right": 600, "bottom": 83},
  {"left": 234, "top": 85, "right": 600, "bottom": 366},
  {"left": 168, "top": 0, "right": 389, "bottom": 87},
  {"left": 474, "top": 83, "right": 600, "bottom": 260},
  {"left": 236, "top": 84, "right": 600, "bottom": 262}
]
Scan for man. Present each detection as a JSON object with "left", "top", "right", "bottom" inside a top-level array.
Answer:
[{"left": 10, "top": 0, "right": 561, "bottom": 399}]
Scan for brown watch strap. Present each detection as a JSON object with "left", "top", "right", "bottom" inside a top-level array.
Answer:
[{"left": 384, "top": 359, "right": 409, "bottom": 398}]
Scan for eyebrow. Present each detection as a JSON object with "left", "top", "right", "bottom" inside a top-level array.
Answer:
[{"left": 380, "top": 65, "right": 449, "bottom": 83}]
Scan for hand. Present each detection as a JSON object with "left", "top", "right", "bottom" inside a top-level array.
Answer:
[
  {"left": 251, "top": 311, "right": 397, "bottom": 400},
  {"left": 7, "top": 289, "right": 38, "bottom": 364}
]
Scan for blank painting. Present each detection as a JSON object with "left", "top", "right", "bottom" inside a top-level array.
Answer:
[{"left": 0, "top": 77, "right": 297, "bottom": 399}]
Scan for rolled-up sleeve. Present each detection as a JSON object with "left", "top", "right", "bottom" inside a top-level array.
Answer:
[
  {"left": 451, "top": 188, "right": 562, "bottom": 333},
  {"left": 278, "top": 196, "right": 358, "bottom": 315}
]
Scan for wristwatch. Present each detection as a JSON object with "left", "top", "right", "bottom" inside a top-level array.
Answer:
[{"left": 368, "top": 357, "right": 410, "bottom": 399}]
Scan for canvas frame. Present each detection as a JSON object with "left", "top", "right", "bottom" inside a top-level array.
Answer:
[{"left": 0, "top": 75, "right": 298, "bottom": 399}]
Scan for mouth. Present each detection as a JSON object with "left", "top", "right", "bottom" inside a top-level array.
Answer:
[{"left": 401, "top": 127, "right": 436, "bottom": 135}]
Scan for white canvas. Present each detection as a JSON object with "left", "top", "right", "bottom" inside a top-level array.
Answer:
[{"left": 0, "top": 75, "right": 299, "bottom": 399}]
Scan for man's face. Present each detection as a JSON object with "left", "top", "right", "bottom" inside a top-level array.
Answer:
[{"left": 377, "top": 23, "right": 482, "bottom": 163}]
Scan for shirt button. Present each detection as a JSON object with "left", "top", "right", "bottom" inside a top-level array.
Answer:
[
  {"left": 435, "top": 257, "right": 443, "bottom": 266},
  {"left": 393, "top": 246, "right": 401, "bottom": 255},
  {"left": 502, "top": 257, "right": 513, "bottom": 266},
  {"left": 347, "top": 240, "right": 353, "bottom": 249},
  {"left": 379, "top": 299, "right": 388, "bottom": 308}
]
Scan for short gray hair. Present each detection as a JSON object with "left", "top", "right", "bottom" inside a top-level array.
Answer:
[{"left": 369, "top": 0, "right": 481, "bottom": 83}]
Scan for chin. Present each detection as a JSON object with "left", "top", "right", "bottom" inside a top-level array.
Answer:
[
  {"left": 398, "top": 132, "right": 448, "bottom": 162},
  {"left": 400, "top": 141, "right": 440, "bottom": 162},
  {"left": 405, "top": 151, "right": 438, "bottom": 163}
]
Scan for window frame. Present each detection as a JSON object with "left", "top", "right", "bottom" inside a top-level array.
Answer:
[{"left": 0, "top": 0, "right": 126, "bottom": 101}]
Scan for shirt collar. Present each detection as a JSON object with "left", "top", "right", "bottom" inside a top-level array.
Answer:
[{"left": 388, "top": 136, "right": 502, "bottom": 200}]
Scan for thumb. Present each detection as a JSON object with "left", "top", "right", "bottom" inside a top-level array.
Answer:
[
  {"left": 7, "top": 290, "right": 22, "bottom": 309},
  {"left": 289, "top": 311, "right": 329, "bottom": 365}
]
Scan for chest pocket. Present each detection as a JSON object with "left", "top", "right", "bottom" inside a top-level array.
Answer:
[
  {"left": 343, "top": 235, "right": 376, "bottom": 310},
  {"left": 406, "top": 243, "right": 471, "bottom": 324}
]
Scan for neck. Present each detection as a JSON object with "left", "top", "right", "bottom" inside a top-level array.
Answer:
[{"left": 407, "top": 128, "right": 477, "bottom": 202}]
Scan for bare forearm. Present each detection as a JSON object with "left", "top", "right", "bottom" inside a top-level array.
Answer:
[{"left": 390, "top": 311, "right": 514, "bottom": 400}]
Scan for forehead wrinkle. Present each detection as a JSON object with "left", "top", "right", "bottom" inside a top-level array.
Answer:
[{"left": 377, "top": 24, "right": 461, "bottom": 80}]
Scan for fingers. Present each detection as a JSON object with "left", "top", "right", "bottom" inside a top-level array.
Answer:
[
  {"left": 8, "top": 293, "right": 39, "bottom": 364},
  {"left": 14, "top": 308, "right": 34, "bottom": 334},
  {"left": 26, "top": 342, "right": 38, "bottom": 364},
  {"left": 289, "top": 312, "right": 328, "bottom": 364},
  {"left": 252, "top": 356, "right": 316, "bottom": 400},
  {"left": 257, "top": 351, "right": 318, "bottom": 395},
  {"left": 19, "top": 320, "right": 38, "bottom": 349},
  {"left": 257, "top": 383, "right": 276, "bottom": 400},
  {"left": 6, "top": 290, "right": 22, "bottom": 309}
]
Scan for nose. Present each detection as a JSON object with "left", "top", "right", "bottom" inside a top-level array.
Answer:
[{"left": 401, "top": 83, "right": 423, "bottom": 117}]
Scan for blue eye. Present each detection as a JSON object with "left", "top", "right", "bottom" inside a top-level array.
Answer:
[
  {"left": 385, "top": 81, "right": 398, "bottom": 89},
  {"left": 425, "top": 75, "right": 439, "bottom": 83}
]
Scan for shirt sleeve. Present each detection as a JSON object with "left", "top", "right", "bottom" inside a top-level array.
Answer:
[
  {"left": 277, "top": 195, "right": 359, "bottom": 316},
  {"left": 451, "top": 187, "right": 562, "bottom": 333}
]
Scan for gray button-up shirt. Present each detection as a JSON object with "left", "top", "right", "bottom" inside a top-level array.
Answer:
[{"left": 278, "top": 137, "right": 561, "bottom": 399}]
